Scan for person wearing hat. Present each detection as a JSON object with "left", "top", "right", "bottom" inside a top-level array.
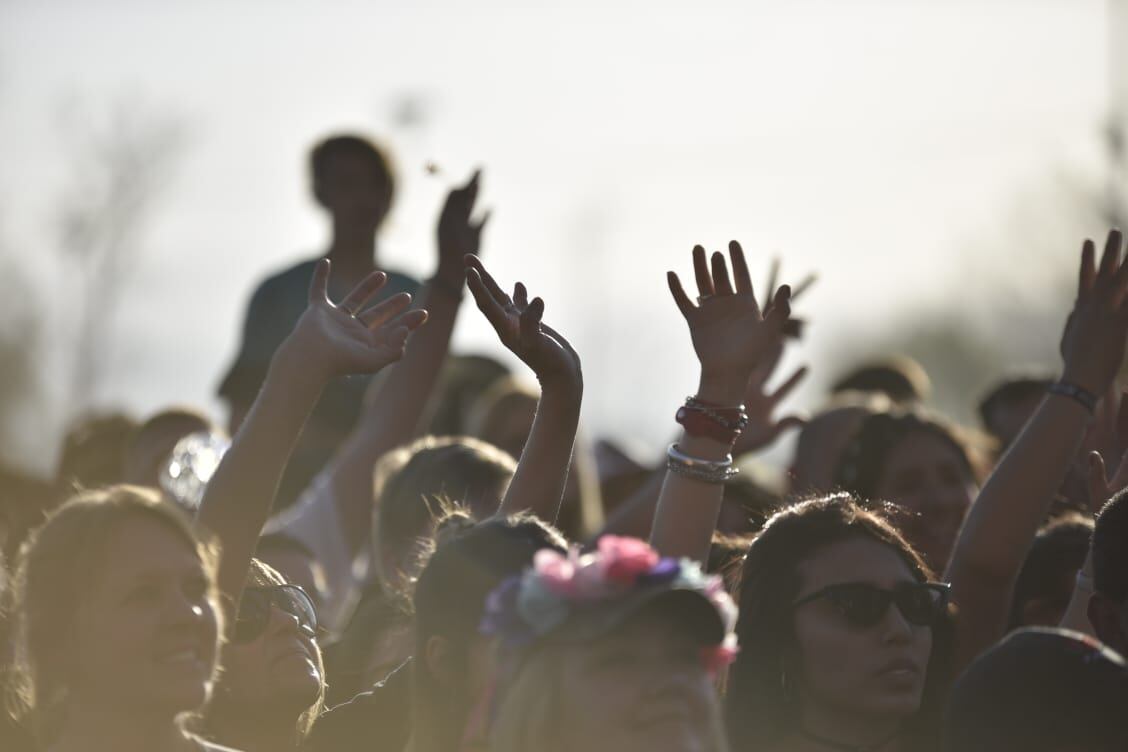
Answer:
[
  {"left": 481, "top": 535, "right": 738, "bottom": 752},
  {"left": 943, "top": 627, "right": 1128, "bottom": 751}
]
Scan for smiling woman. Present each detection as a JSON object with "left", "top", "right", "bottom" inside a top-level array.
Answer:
[
  {"left": 8, "top": 485, "right": 237, "bottom": 752},
  {"left": 193, "top": 558, "right": 326, "bottom": 752}
]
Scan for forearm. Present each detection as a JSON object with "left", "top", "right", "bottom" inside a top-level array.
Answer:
[
  {"left": 197, "top": 343, "right": 326, "bottom": 605},
  {"left": 328, "top": 285, "right": 461, "bottom": 551},
  {"left": 948, "top": 393, "right": 1090, "bottom": 584},
  {"left": 650, "top": 371, "right": 744, "bottom": 562},
  {"left": 596, "top": 470, "right": 666, "bottom": 542},
  {"left": 496, "top": 382, "right": 582, "bottom": 523},
  {"left": 946, "top": 391, "right": 1090, "bottom": 669}
]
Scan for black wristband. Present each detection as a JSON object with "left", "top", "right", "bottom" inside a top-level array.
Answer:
[{"left": 1048, "top": 381, "right": 1098, "bottom": 413}]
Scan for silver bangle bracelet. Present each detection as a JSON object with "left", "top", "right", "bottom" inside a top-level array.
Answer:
[
  {"left": 666, "top": 443, "right": 739, "bottom": 484},
  {"left": 667, "top": 443, "right": 733, "bottom": 470}
]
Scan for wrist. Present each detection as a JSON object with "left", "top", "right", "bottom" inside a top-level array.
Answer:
[
  {"left": 1060, "top": 366, "right": 1105, "bottom": 397},
  {"left": 696, "top": 371, "right": 747, "bottom": 406},
  {"left": 1050, "top": 377, "right": 1099, "bottom": 414},
  {"left": 430, "top": 267, "right": 466, "bottom": 300},
  {"left": 271, "top": 340, "right": 332, "bottom": 396},
  {"left": 537, "top": 372, "right": 584, "bottom": 402}
]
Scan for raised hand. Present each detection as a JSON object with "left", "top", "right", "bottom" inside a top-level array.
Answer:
[
  {"left": 667, "top": 241, "right": 792, "bottom": 405},
  {"left": 285, "top": 259, "right": 429, "bottom": 382},
  {"left": 734, "top": 345, "right": 808, "bottom": 456},
  {"left": 1060, "top": 230, "right": 1128, "bottom": 394},
  {"left": 465, "top": 254, "right": 581, "bottom": 393},
  {"left": 435, "top": 170, "right": 489, "bottom": 291}
]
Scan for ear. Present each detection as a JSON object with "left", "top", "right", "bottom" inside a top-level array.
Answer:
[
  {"left": 424, "top": 635, "right": 456, "bottom": 690},
  {"left": 1088, "top": 593, "right": 1128, "bottom": 653}
]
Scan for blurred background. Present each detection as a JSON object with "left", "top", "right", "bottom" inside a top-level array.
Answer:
[{"left": 1, "top": 0, "right": 1126, "bottom": 477}]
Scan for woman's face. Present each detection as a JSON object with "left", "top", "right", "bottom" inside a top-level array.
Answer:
[
  {"left": 791, "top": 537, "right": 934, "bottom": 724},
  {"left": 219, "top": 597, "right": 323, "bottom": 712},
  {"left": 71, "top": 515, "right": 220, "bottom": 714},
  {"left": 874, "top": 430, "right": 976, "bottom": 571},
  {"left": 556, "top": 615, "right": 719, "bottom": 752}
]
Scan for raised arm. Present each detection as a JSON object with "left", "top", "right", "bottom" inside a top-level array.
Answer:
[
  {"left": 465, "top": 254, "right": 583, "bottom": 523},
  {"left": 946, "top": 229, "right": 1128, "bottom": 670},
  {"left": 598, "top": 338, "right": 806, "bottom": 542},
  {"left": 650, "top": 242, "right": 791, "bottom": 561},
  {"left": 197, "top": 261, "right": 428, "bottom": 611},
  {"left": 324, "top": 171, "right": 487, "bottom": 557}
]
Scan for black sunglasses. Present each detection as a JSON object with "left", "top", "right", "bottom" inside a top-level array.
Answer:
[
  {"left": 232, "top": 585, "right": 318, "bottom": 644},
  {"left": 792, "top": 582, "right": 950, "bottom": 628}
]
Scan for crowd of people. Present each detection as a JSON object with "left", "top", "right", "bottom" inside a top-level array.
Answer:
[{"left": 1, "top": 132, "right": 1128, "bottom": 752}]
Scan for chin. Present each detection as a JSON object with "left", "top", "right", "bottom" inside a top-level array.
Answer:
[{"left": 861, "top": 691, "right": 924, "bottom": 719}]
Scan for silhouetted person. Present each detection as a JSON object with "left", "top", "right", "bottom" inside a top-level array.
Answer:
[{"left": 219, "top": 134, "right": 419, "bottom": 508}]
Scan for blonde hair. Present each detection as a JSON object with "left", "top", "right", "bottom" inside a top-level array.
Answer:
[
  {"left": 491, "top": 644, "right": 730, "bottom": 752},
  {"left": 8, "top": 485, "right": 220, "bottom": 743}
]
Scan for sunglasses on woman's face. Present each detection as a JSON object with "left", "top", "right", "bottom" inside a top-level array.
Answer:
[
  {"left": 792, "top": 581, "right": 950, "bottom": 629},
  {"left": 232, "top": 585, "right": 318, "bottom": 644}
]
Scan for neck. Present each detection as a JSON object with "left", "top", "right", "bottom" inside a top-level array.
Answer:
[
  {"left": 51, "top": 701, "right": 190, "bottom": 752},
  {"left": 795, "top": 703, "right": 902, "bottom": 752},
  {"left": 205, "top": 701, "right": 301, "bottom": 752},
  {"left": 328, "top": 221, "right": 377, "bottom": 268}
]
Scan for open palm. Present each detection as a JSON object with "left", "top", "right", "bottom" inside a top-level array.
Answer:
[
  {"left": 668, "top": 241, "right": 792, "bottom": 395},
  {"left": 291, "top": 259, "right": 429, "bottom": 380}
]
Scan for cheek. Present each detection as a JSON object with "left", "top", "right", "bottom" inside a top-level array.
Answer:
[{"left": 793, "top": 615, "right": 869, "bottom": 692}]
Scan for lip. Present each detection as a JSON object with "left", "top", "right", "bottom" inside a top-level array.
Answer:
[{"left": 876, "top": 658, "right": 923, "bottom": 677}]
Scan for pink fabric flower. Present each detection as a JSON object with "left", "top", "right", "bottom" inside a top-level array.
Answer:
[
  {"left": 533, "top": 548, "right": 577, "bottom": 596},
  {"left": 599, "top": 535, "right": 661, "bottom": 585},
  {"left": 701, "top": 634, "right": 740, "bottom": 676}
]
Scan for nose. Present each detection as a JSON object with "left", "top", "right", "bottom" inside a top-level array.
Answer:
[{"left": 880, "top": 601, "right": 915, "bottom": 645}]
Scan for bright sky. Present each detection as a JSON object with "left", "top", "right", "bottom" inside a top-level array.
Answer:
[{"left": 0, "top": 0, "right": 1117, "bottom": 473}]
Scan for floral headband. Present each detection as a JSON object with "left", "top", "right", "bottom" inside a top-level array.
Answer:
[{"left": 480, "top": 535, "right": 739, "bottom": 675}]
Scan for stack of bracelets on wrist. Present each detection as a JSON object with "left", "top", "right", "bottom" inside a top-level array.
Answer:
[
  {"left": 667, "top": 443, "right": 739, "bottom": 484},
  {"left": 666, "top": 396, "right": 748, "bottom": 484}
]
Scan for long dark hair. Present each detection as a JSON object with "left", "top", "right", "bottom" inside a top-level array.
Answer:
[
  {"left": 725, "top": 494, "right": 955, "bottom": 751},
  {"left": 409, "top": 512, "right": 567, "bottom": 752}
]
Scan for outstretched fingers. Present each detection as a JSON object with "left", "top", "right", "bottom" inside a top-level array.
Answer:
[
  {"left": 668, "top": 272, "right": 695, "bottom": 318},
  {"left": 357, "top": 292, "right": 412, "bottom": 328},
  {"left": 519, "top": 296, "right": 545, "bottom": 351},
  {"left": 308, "top": 258, "right": 332, "bottom": 305},
  {"left": 711, "top": 252, "right": 735, "bottom": 296},
  {"left": 468, "top": 268, "right": 513, "bottom": 335},
  {"left": 729, "top": 240, "right": 753, "bottom": 294},
  {"left": 465, "top": 254, "right": 510, "bottom": 306},
  {"left": 339, "top": 270, "right": 389, "bottom": 314},
  {"left": 769, "top": 365, "right": 809, "bottom": 405},
  {"left": 693, "top": 245, "right": 714, "bottom": 299}
]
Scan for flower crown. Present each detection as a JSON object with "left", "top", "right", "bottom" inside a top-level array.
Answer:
[{"left": 480, "top": 535, "right": 739, "bottom": 674}]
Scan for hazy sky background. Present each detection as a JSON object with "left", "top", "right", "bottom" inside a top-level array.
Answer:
[{"left": 0, "top": 0, "right": 1121, "bottom": 474}]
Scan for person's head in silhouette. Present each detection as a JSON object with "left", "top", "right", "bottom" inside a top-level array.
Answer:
[
  {"left": 1089, "top": 489, "right": 1128, "bottom": 654},
  {"left": 310, "top": 134, "right": 395, "bottom": 255}
]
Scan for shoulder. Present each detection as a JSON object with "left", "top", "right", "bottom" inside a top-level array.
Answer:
[
  {"left": 251, "top": 258, "right": 322, "bottom": 298},
  {"left": 307, "top": 660, "right": 412, "bottom": 751}
]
